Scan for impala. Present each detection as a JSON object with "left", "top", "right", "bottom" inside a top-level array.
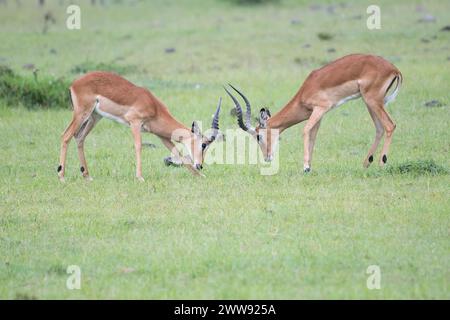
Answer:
[
  {"left": 58, "top": 71, "right": 221, "bottom": 181},
  {"left": 225, "top": 54, "right": 402, "bottom": 172}
]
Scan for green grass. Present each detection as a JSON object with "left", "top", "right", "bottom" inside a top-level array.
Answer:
[{"left": 0, "top": 0, "right": 449, "bottom": 299}]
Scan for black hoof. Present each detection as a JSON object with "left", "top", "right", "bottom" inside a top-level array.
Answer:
[{"left": 164, "top": 157, "right": 173, "bottom": 166}]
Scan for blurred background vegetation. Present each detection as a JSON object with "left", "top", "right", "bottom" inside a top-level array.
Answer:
[{"left": 0, "top": 0, "right": 448, "bottom": 110}]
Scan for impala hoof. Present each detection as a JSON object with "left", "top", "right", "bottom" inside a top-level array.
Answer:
[
  {"left": 58, "top": 176, "right": 65, "bottom": 183},
  {"left": 84, "top": 175, "right": 93, "bottom": 181},
  {"left": 164, "top": 156, "right": 182, "bottom": 167},
  {"left": 363, "top": 156, "right": 373, "bottom": 168},
  {"left": 136, "top": 176, "right": 145, "bottom": 182},
  {"left": 303, "top": 167, "right": 311, "bottom": 173},
  {"left": 164, "top": 157, "right": 172, "bottom": 166}
]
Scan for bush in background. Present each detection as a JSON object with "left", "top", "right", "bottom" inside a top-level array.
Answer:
[
  {"left": 70, "top": 61, "right": 138, "bottom": 75},
  {"left": 0, "top": 66, "right": 70, "bottom": 109}
]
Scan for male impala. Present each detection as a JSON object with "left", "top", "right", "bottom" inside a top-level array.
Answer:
[
  {"left": 225, "top": 54, "right": 402, "bottom": 172},
  {"left": 58, "top": 71, "right": 221, "bottom": 181}
]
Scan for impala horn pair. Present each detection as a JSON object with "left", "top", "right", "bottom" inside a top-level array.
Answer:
[{"left": 223, "top": 84, "right": 256, "bottom": 135}]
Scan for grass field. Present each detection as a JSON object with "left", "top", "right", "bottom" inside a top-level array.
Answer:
[{"left": 0, "top": 0, "right": 449, "bottom": 299}]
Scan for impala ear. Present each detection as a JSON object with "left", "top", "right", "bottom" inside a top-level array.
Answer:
[
  {"left": 191, "top": 121, "right": 201, "bottom": 136},
  {"left": 259, "top": 108, "right": 271, "bottom": 128}
]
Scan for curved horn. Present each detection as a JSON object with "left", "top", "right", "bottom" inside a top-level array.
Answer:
[
  {"left": 224, "top": 85, "right": 256, "bottom": 135},
  {"left": 228, "top": 83, "right": 252, "bottom": 130},
  {"left": 209, "top": 97, "right": 221, "bottom": 142}
]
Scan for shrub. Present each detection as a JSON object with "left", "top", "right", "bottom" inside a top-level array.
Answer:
[
  {"left": 0, "top": 66, "right": 70, "bottom": 109},
  {"left": 317, "top": 32, "right": 334, "bottom": 41}
]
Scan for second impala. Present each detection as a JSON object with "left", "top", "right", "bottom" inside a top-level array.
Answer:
[
  {"left": 225, "top": 54, "right": 402, "bottom": 172},
  {"left": 58, "top": 71, "right": 221, "bottom": 181}
]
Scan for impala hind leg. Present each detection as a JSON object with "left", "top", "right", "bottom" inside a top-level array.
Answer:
[
  {"left": 74, "top": 113, "right": 102, "bottom": 180},
  {"left": 58, "top": 115, "right": 82, "bottom": 181},
  {"left": 363, "top": 106, "right": 384, "bottom": 168},
  {"left": 364, "top": 101, "right": 396, "bottom": 166},
  {"left": 375, "top": 107, "right": 396, "bottom": 166}
]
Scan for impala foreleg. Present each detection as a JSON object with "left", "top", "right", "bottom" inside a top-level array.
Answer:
[
  {"left": 303, "top": 108, "right": 326, "bottom": 173},
  {"left": 130, "top": 122, "right": 144, "bottom": 181},
  {"left": 159, "top": 138, "right": 204, "bottom": 177},
  {"left": 308, "top": 120, "right": 322, "bottom": 169}
]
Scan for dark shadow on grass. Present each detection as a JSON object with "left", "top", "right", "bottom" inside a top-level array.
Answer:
[{"left": 360, "top": 159, "right": 448, "bottom": 178}]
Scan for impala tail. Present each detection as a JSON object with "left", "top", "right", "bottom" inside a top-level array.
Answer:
[{"left": 384, "top": 72, "right": 402, "bottom": 105}]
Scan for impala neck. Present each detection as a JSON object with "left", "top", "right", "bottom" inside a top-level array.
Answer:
[
  {"left": 267, "top": 94, "right": 309, "bottom": 134},
  {"left": 148, "top": 101, "right": 190, "bottom": 141}
]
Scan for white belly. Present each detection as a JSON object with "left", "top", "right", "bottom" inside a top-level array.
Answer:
[
  {"left": 334, "top": 93, "right": 361, "bottom": 108},
  {"left": 93, "top": 96, "right": 130, "bottom": 126}
]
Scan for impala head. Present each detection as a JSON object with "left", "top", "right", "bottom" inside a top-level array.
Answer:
[
  {"left": 224, "top": 84, "right": 276, "bottom": 162},
  {"left": 189, "top": 97, "right": 222, "bottom": 170}
]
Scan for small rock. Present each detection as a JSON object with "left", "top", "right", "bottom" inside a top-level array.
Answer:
[
  {"left": 418, "top": 14, "right": 436, "bottom": 23},
  {"left": 164, "top": 47, "right": 175, "bottom": 53},
  {"left": 22, "top": 63, "right": 35, "bottom": 70},
  {"left": 441, "top": 25, "right": 450, "bottom": 32},
  {"left": 415, "top": 5, "right": 427, "bottom": 13},
  {"left": 327, "top": 48, "right": 336, "bottom": 53},
  {"left": 424, "top": 100, "right": 443, "bottom": 107},
  {"left": 302, "top": 43, "right": 311, "bottom": 48},
  {"left": 326, "top": 5, "right": 335, "bottom": 14}
]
